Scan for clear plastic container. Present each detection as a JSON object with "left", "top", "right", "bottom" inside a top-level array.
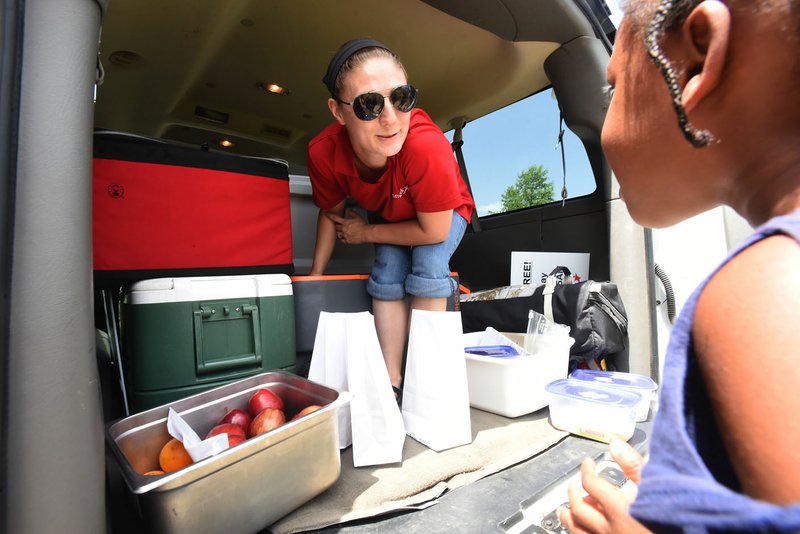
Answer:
[
  {"left": 544, "top": 378, "right": 640, "bottom": 443},
  {"left": 568, "top": 369, "right": 657, "bottom": 422}
]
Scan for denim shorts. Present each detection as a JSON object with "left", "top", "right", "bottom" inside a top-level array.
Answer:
[{"left": 366, "top": 211, "right": 468, "bottom": 301}]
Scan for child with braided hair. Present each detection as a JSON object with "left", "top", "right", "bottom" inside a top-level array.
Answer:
[{"left": 559, "top": 0, "right": 800, "bottom": 532}]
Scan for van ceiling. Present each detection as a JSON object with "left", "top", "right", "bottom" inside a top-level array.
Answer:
[{"left": 94, "top": 0, "right": 594, "bottom": 170}]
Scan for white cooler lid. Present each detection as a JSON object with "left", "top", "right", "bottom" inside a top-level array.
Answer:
[{"left": 127, "top": 274, "right": 293, "bottom": 304}]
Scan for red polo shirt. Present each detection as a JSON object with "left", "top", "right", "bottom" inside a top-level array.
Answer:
[{"left": 307, "top": 108, "right": 475, "bottom": 223}]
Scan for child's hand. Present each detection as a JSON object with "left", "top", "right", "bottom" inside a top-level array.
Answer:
[
  {"left": 558, "top": 446, "right": 651, "bottom": 534},
  {"left": 609, "top": 438, "right": 645, "bottom": 485}
]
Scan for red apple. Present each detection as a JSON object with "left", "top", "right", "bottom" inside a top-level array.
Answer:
[
  {"left": 206, "top": 423, "right": 246, "bottom": 447},
  {"left": 218, "top": 408, "right": 252, "bottom": 431},
  {"left": 227, "top": 435, "right": 246, "bottom": 447},
  {"left": 291, "top": 405, "right": 322, "bottom": 421},
  {"left": 248, "top": 388, "right": 284, "bottom": 417},
  {"left": 249, "top": 408, "right": 286, "bottom": 437}
]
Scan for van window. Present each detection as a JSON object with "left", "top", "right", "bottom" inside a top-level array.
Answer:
[{"left": 447, "top": 89, "right": 597, "bottom": 217}]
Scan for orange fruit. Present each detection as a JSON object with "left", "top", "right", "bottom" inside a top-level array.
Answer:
[
  {"left": 158, "top": 438, "right": 193, "bottom": 473},
  {"left": 143, "top": 469, "right": 165, "bottom": 476},
  {"left": 291, "top": 405, "right": 322, "bottom": 421}
]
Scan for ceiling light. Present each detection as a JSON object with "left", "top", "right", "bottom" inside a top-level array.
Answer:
[
  {"left": 219, "top": 139, "right": 235, "bottom": 148},
  {"left": 257, "top": 81, "right": 290, "bottom": 96}
]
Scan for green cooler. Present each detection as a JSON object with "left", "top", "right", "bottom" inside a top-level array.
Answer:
[{"left": 123, "top": 274, "right": 295, "bottom": 413}]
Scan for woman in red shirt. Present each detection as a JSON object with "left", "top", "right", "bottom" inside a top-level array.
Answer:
[{"left": 307, "top": 38, "right": 475, "bottom": 401}]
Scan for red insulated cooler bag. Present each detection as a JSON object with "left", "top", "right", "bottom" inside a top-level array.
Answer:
[{"left": 93, "top": 131, "right": 293, "bottom": 286}]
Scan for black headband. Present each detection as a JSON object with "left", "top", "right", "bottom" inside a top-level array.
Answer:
[{"left": 322, "top": 38, "right": 391, "bottom": 97}]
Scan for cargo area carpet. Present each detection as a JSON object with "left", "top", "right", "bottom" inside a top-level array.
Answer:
[{"left": 269, "top": 408, "right": 567, "bottom": 533}]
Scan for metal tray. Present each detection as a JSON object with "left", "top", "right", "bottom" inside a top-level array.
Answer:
[{"left": 106, "top": 371, "right": 347, "bottom": 534}]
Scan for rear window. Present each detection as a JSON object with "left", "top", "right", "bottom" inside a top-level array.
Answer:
[{"left": 446, "top": 89, "right": 597, "bottom": 217}]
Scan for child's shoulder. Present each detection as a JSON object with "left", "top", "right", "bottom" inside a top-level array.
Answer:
[
  {"left": 696, "top": 232, "right": 800, "bottom": 355},
  {"left": 723, "top": 233, "right": 800, "bottom": 289}
]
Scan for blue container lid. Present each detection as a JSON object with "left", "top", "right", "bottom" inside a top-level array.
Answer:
[
  {"left": 464, "top": 344, "right": 519, "bottom": 358},
  {"left": 545, "top": 378, "right": 641, "bottom": 407},
  {"left": 569, "top": 369, "right": 657, "bottom": 392}
]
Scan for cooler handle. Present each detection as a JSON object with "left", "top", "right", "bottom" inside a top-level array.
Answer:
[{"left": 193, "top": 304, "right": 263, "bottom": 375}]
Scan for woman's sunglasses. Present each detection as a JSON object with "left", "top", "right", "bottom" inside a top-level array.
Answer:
[{"left": 336, "top": 84, "right": 417, "bottom": 121}]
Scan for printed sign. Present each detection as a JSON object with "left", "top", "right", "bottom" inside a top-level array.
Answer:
[{"left": 510, "top": 251, "right": 590, "bottom": 286}]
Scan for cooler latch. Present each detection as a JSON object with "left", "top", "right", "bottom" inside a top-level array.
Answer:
[{"left": 193, "top": 301, "right": 263, "bottom": 375}]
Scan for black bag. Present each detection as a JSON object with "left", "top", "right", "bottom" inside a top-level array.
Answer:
[{"left": 460, "top": 268, "right": 628, "bottom": 364}]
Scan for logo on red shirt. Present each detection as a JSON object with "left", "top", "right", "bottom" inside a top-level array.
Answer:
[{"left": 392, "top": 186, "right": 409, "bottom": 199}]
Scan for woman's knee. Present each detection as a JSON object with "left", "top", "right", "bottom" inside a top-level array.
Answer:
[
  {"left": 404, "top": 272, "right": 456, "bottom": 299},
  {"left": 368, "top": 244, "right": 410, "bottom": 300}
]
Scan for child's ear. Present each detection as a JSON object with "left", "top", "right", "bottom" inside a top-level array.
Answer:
[
  {"left": 328, "top": 98, "right": 346, "bottom": 125},
  {"left": 680, "top": 0, "right": 731, "bottom": 112}
]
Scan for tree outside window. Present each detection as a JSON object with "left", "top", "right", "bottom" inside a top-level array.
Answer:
[{"left": 494, "top": 164, "right": 555, "bottom": 214}]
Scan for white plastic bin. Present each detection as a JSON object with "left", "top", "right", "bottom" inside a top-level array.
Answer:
[{"left": 463, "top": 331, "right": 572, "bottom": 417}]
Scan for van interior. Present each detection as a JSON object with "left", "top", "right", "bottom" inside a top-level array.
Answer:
[{"left": 1, "top": 1, "right": 666, "bottom": 532}]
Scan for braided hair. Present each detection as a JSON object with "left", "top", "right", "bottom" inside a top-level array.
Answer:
[
  {"left": 639, "top": 0, "right": 798, "bottom": 147},
  {"left": 643, "top": 0, "right": 713, "bottom": 148}
]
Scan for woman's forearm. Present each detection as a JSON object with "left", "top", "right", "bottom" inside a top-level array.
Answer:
[
  {"left": 365, "top": 210, "right": 453, "bottom": 246},
  {"left": 310, "top": 203, "right": 345, "bottom": 275}
]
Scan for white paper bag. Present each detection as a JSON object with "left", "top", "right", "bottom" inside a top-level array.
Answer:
[
  {"left": 308, "top": 311, "right": 406, "bottom": 466},
  {"left": 308, "top": 312, "right": 352, "bottom": 449},
  {"left": 345, "top": 312, "right": 406, "bottom": 467},
  {"left": 402, "top": 309, "right": 472, "bottom": 451}
]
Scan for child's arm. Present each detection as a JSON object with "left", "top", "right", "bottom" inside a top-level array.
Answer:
[{"left": 695, "top": 234, "right": 800, "bottom": 504}]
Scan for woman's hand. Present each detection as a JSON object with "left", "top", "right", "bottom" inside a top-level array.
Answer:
[
  {"left": 327, "top": 208, "right": 453, "bottom": 246},
  {"left": 558, "top": 440, "right": 650, "bottom": 534},
  {"left": 327, "top": 208, "right": 369, "bottom": 244}
]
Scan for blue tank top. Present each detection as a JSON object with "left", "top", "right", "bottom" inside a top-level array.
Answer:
[{"left": 629, "top": 210, "right": 800, "bottom": 533}]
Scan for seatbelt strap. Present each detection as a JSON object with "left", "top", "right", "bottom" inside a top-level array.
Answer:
[
  {"left": 543, "top": 275, "right": 557, "bottom": 323},
  {"left": 451, "top": 123, "right": 482, "bottom": 233},
  {"left": 543, "top": 266, "right": 571, "bottom": 322},
  {"left": 557, "top": 111, "right": 568, "bottom": 207}
]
